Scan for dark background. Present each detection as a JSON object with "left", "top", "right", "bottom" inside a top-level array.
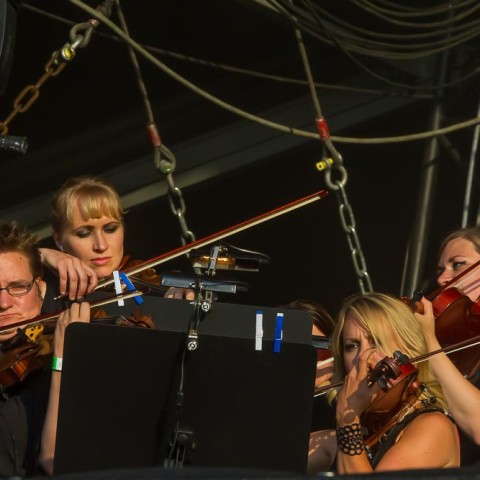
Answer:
[{"left": 1, "top": 0, "right": 479, "bottom": 316}]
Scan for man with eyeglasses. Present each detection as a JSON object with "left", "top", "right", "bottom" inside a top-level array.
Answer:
[{"left": 0, "top": 222, "right": 90, "bottom": 476}]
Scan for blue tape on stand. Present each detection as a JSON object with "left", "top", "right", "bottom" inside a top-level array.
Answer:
[
  {"left": 119, "top": 272, "right": 144, "bottom": 304},
  {"left": 274, "top": 312, "right": 284, "bottom": 353}
]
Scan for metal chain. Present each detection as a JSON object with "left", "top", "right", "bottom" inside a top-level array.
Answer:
[
  {"left": 292, "top": 14, "right": 373, "bottom": 294},
  {"left": 318, "top": 144, "right": 373, "bottom": 294},
  {"left": 0, "top": 0, "right": 114, "bottom": 135},
  {"left": 112, "top": 0, "right": 197, "bottom": 250},
  {"left": 162, "top": 169, "right": 196, "bottom": 246}
]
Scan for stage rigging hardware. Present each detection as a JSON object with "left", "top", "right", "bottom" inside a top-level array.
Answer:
[
  {"left": 291, "top": 12, "right": 373, "bottom": 294},
  {"left": 0, "top": 0, "right": 114, "bottom": 139},
  {"left": 0, "top": 0, "right": 198, "bottom": 267},
  {"left": 113, "top": 1, "right": 198, "bottom": 255},
  {"left": 0, "top": 0, "right": 372, "bottom": 295}
]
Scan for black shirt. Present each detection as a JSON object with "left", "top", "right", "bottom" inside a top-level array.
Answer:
[{"left": 0, "top": 367, "right": 51, "bottom": 476}]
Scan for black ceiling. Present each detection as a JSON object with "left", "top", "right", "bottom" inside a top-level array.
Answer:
[{"left": 1, "top": 0, "right": 480, "bottom": 313}]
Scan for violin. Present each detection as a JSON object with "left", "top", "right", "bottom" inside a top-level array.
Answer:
[
  {"left": 319, "top": 351, "right": 437, "bottom": 457},
  {"left": 0, "top": 331, "right": 54, "bottom": 399},
  {"left": 409, "top": 260, "right": 480, "bottom": 378},
  {"left": 314, "top": 328, "right": 480, "bottom": 401},
  {"left": 426, "top": 257, "right": 480, "bottom": 342},
  {"left": 52, "top": 190, "right": 328, "bottom": 303},
  {"left": 314, "top": 330, "right": 480, "bottom": 456},
  {"left": 360, "top": 352, "right": 429, "bottom": 454},
  {"left": 0, "top": 291, "right": 151, "bottom": 396}
]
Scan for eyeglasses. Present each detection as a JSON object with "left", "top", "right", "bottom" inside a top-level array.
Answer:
[{"left": 0, "top": 279, "right": 35, "bottom": 297}]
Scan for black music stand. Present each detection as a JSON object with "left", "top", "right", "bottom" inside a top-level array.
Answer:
[{"left": 53, "top": 297, "right": 316, "bottom": 475}]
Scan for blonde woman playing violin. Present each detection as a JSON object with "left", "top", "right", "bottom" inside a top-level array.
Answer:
[
  {"left": 41, "top": 176, "right": 194, "bottom": 306},
  {"left": 308, "top": 293, "right": 459, "bottom": 474},
  {"left": 415, "top": 227, "right": 480, "bottom": 463}
]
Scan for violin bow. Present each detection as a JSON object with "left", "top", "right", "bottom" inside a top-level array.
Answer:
[
  {"left": 0, "top": 290, "right": 144, "bottom": 334},
  {"left": 413, "top": 334, "right": 480, "bottom": 365},
  {"left": 314, "top": 333, "right": 480, "bottom": 398},
  {"left": 94, "top": 190, "right": 328, "bottom": 290},
  {"left": 427, "top": 258, "right": 480, "bottom": 300}
]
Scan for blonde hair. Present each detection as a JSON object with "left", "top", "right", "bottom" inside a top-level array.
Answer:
[
  {"left": 51, "top": 176, "right": 124, "bottom": 234},
  {"left": 438, "top": 227, "right": 480, "bottom": 260},
  {"left": 328, "top": 292, "right": 447, "bottom": 410}
]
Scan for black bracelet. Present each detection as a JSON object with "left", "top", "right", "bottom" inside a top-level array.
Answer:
[{"left": 336, "top": 423, "right": 365, "bottom": 456}]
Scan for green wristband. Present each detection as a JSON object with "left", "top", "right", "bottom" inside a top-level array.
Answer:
[{"left": 52, "top": 356, "right": 63, "bottom": 372}]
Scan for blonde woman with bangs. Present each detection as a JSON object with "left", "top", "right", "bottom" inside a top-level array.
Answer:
[
  {"left": 38, "top": 176, "right": 126, "bottom": 310},
  {"left": 50, "top": 176, "right": 126, "bottom": 282},
  {"left": 308, "top": 292, "right": 460, "bottom": 474},
  {"left": 40, "top": 176, "right": 194, "bottom": 309}
]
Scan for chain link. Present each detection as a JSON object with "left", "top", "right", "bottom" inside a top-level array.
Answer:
[
  {"left": 292, "top": 18, "right": 373, "bottom": 294},
  {"left": 0, "top": 1, "right": 113, "bottom": 135},
  {"left": 163, "top": 171, "right": 196, "bottom": 246},
  {"left": 335, "top": 178, "right": 373, "bottom": 294},
  {"left": 318, "top": 149, "right": 373, "bottom": 293},
  {"left": 112, "top": 0, "right": 198, "bottom": 261}
]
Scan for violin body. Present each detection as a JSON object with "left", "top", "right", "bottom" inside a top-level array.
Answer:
[
  {"left": 0, "top": 340, "right": 52, "bottom": 398},
  {"left": 92, "top": 306, "right": 156, "bottom": 329},
  {"left": 433, "top": 288, "right": 480, "bottom": 343},
  {"left": 0, "top": 289, "right": 156, "bottom": 395},
  {"left": 430, "top": 287, "right": 480, "bottom": 378},
  {"left": 361, "top": 354, "right": 420, "bottom": 450}
]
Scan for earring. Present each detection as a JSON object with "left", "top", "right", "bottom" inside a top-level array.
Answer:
[{"left": 59, "top": 245, "right": 64, "bottom": 252}]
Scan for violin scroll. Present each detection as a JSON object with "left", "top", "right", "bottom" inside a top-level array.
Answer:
[{"left": 367, "top": 351, "right": 415, "bottom": 390}]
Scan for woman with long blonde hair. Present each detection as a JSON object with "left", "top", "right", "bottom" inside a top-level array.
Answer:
[{"left": 308, "top": 292, "right": 460, "bottom": 474}]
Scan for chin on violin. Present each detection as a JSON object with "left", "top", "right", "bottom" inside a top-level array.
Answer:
[{"left": 308, "top": 292, "right": 460, "bottom": 474}]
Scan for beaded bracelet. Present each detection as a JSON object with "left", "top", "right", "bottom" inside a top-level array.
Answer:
[
  {"left": 336, "top": 423, "right": 365, "bottom": 456},
  {"left": 52, "top": 356, "right": 63, "bottom": 372}
]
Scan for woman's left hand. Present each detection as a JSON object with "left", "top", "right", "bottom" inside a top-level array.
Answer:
[
  {"left": 413, "top": 297, "right": 440, "bottom": 351},
  {"left": 40, "top": 248, "right": 98, "bottom": 300},
  {"left": 53, "top": 301, "right": 91, "bottom": 358},
  {"left": 164, "top": 287, "right": 195, "bottom": 301}
]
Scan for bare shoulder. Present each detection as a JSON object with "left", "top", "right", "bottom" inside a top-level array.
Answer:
[
  {"left": 400, "top": 410, "right": 459, "bottom": 466},
  {"left": 376, "top": 411, "right": 460, "bottom": 470},
  {"left": 407, "top": 410, "right": 455, "bottom": 431}
]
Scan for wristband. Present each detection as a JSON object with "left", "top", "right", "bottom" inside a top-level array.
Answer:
[
  {"left": 336, "top": 423, "right": 365, "bottom": 456},
  {"left": 52, "top": 356, "right": 63, "bottom": 372}
]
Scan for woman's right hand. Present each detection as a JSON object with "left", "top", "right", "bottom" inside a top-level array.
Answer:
[{"left": 40, "top": 248, "right": 98, "bottom": 300}]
